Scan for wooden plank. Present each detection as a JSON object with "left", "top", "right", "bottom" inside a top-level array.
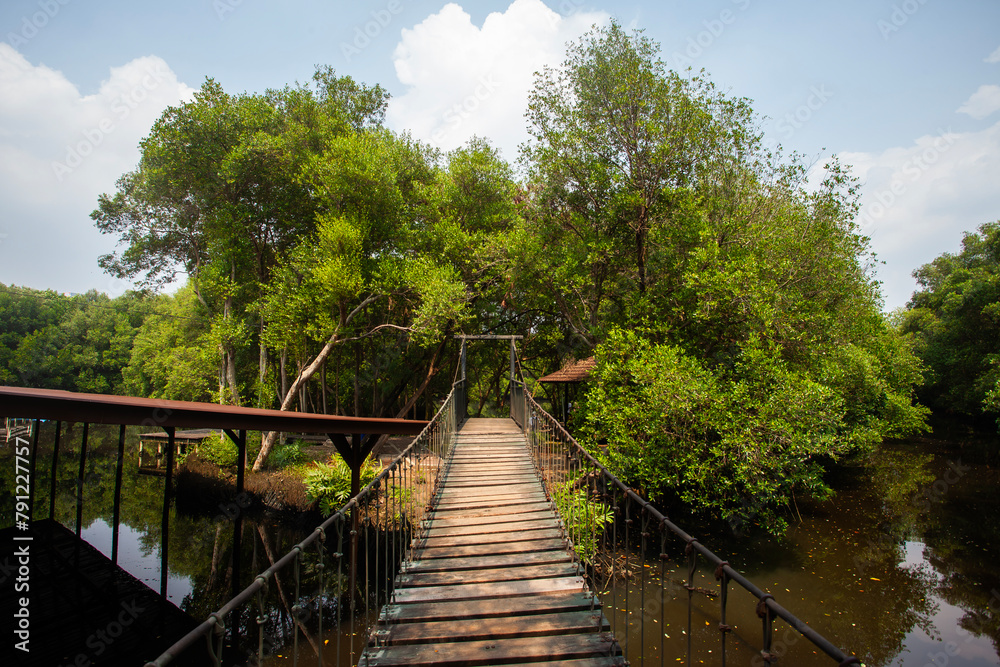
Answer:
[
  {"left": 403, "top": 550, "right": 572, "bottom": 573},
  {"left": 420, "top": 528, "right": 564, "bottom": 547},
  {"left": 438, "top": 479, "right": 540, "bottom": 489},
  {"left": 392, "top": 576, "right": 585, "bottom": 603},
  {"left": 421, "top": 518, "right": 559, "bottom": 536},
  {"left": 442, "top": 468, "right": 536, "bottom": 477},
  {"left": 438, "top": 483, "right": 545, "bottom": 503},
  {"left": 422, "top": 507, "right": 555, "bottom": 526},
  {"left": 380, "top": 592, "right": 599, "bottom": 623},
  {"left": 379, "top": 610, "right": 609, "bottom": 644},
  {"left": 362, "top": 632, "right": 618, "bottom": 666},
  {"left": 396, "top": 562, "right": 579, "bottom": 587},
  {"left": 414, "top": 538, "right": 567, "bottom": 559},
  {"left": 431, "top": 496, "right": 548, "bottom": 510}
]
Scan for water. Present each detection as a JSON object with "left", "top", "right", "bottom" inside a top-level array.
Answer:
[
  {"left": 1, "top": 422, "right": 997, "bottom": 665},
  {"left": 602, "top": 435, "right": 1000, "bottom": 666}
]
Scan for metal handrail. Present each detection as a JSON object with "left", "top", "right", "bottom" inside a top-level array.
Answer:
[
  {"left": 514, "top": 378, "right": 862, "bottom": 667},
  {"left": 144, "top": 384, "right": 460, "bottom": 666}
]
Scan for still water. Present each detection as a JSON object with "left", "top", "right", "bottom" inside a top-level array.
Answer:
[
  {"left": 1, "top": 422, "right": 997, "bottom": 665},
  {"left": 603, "top": 434, "right": 1000, "bottom": 666}
]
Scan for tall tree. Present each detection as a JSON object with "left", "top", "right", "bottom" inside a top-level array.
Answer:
[
  {"left": 901, "top": 221, "right": 1000, "bottom": 429},
  {"left": 515, "top": 22, "right": 928, "bottom": 532},
  {"left": 92, "top": 69, "right": 389, "bottom": 407},
  {"left": 252, "top": 135, "right": 516, "bottom": 469}
]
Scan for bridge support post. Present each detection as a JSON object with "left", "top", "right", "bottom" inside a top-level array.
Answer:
[
  {"left": 160, "top": 426, "right": 175, "bottom": 599},
  {"left": 330, "top": 432, "right": 376, "bottom": 609}
]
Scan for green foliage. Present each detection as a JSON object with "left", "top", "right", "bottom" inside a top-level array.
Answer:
[
  {"left": 0, "top": 284, "right": 145, "bottom": 393},
  {"left": 193, "top": 434, "right": 239, "bottom": 467},
  {"left": 122, "top": 286, "right": 216, "bottom": 401},
  {"left": 900, "top": 221, "right": 1000, "bottom": 430},
  {"left": 268, "top": 441, "right": 304, "bottom": 469},
  {"left": 552, "top": 477, "right": 613, "bottom": 562},
  {"left": 516, "top": 23, "right": 928, "bottom": 532},
  {"left": 303, "top": 454, "right": 380, "bottom": 515}
]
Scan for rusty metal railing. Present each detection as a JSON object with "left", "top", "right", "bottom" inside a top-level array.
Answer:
[
  {"left": 512, "top": 375, "right": 863, "bottom": 667},
  {"left": 145, "top": 384, "right": 460, "bottom": 666}
]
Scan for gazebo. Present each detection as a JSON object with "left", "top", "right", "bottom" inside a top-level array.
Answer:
[{"left": 537, "top": 356, "right": 596, "bottom": 424}]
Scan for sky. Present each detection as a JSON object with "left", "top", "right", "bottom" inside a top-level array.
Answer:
[{"left": 0, "top": 0, "right": 997, "bottom": 310}]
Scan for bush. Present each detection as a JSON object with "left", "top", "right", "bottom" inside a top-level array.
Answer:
[
  {"left": 193, "top": 433, "right": 239, "bottom": 467},
  {"left": 552, "top": 478, "right": 613, "bottom": 562},
  {"left": 303, "top": 454, "right": 380, "bottom": 515},
  {"left": 267, "top": 441, "right": 304, "bottom": 469}
]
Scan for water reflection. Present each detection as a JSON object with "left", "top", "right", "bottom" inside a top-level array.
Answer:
[
  {"left": 601, "top": 435, "right": 999, "bottom": 666},
  {"left": 81, "top": 518, "right": 194, "bottom": 607}
]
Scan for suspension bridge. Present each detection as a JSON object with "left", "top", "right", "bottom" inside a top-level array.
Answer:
[{"left": 1, "top": 337, "right": 862, "bottom": 666}]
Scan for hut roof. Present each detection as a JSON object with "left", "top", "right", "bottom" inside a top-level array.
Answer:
[{"left": 537, "top": 357, "right": 596, "bottom": 383}]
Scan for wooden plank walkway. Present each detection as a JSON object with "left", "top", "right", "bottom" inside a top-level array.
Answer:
[{"left": 361, "top": 418, "right": 622, "bottom": 666}]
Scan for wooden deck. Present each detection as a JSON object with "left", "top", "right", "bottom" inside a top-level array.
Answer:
[{"left": 361, "top": 418, "right": 622, "bottom": 666}]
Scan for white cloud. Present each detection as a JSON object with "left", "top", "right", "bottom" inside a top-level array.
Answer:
[
  {"left": 956, "top": 84, "right": 1000, "bottom": 120},
  {"left": 0, "top": 44, "right": 194, "bottom": 293},
  {"left": 986, "top": 45, "right": 1000, "bottom": 64},
  {"left": 385, "top": 0, "right": 608, "bottom": 162},
  {"left": 840, "top": 122, "right": 1000, "bottom": 309}
]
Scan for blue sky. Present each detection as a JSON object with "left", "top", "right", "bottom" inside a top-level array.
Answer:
[{"left": 1, "top": 0, "right": 998, "bottom": 309}]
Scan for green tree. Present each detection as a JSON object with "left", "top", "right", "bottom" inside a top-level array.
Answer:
[
  {"left": 516, "top": 22, "right": 928, "bottom": 531},
  {"left": 0, "top": 285, "right": 144, "bottom": 393},
  {"left": 252, "top": 134, "right": 516, "bottom": 468},
  {"left": 900, "top": 221, "right": 1000, "bottom": 429},
  {"left": 122, "top": 287, "right": 217, "bottom": 401},
  {"left": 93, "top": 69, "right": 388, "bottom": 408}
]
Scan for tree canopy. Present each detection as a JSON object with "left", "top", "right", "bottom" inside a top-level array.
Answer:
[
  {"left": 512, "top": 23, "right": 928, "bottom": 531},
  {"left": 900, "top": 221, "right": 1000, "bottom": 430}
]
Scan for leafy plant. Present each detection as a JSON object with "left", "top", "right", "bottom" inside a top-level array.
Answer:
[
  {"left": 266, "top": 441, "right": 304, "bottom": 469},
  {"left": 552, "top": 477, "right": 614, "bottom": 563},
  {"left": 303, "top": 454, "right": 380, "bottom": 515},
  {"left": 193, "top": 434, "right": 239, "bottom": 467}
]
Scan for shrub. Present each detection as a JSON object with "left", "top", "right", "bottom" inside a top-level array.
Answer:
[{"left": 303, "top": 454, "right": 380, "bottom": 515}]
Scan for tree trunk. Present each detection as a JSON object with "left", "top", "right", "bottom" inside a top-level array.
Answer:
[
  {"left": 253, "top": 295, "right": 383, "bottom": 470},
  {"left": 280, "top": 347, "right": 288, "bottom": 401},
  {"left": 253, "top": 328, "right": 344, "bottom": 470},
  {"left": 354, "top": 344, "right": 361, "bottom": 417},
  {"left": 368, "top": 335, "right": 447, "bottom": 457},
  {"left": 321, "top": 360, "right": 327, "bottom": 414},
  {"left": 258, "top": 317, "right": 268, "bottom": 408}
]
